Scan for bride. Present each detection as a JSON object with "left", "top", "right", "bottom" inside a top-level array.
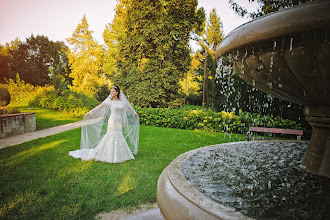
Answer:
[{"left": 69, "top": 86, "right": 139, "bottom": 163}]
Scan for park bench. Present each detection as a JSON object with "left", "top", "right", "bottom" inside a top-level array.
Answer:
[{"left": 246, "top": 126, "right": 303, "bottom": 141}]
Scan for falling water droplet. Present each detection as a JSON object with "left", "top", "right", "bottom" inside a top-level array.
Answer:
[
  {"left": 290, "top": 37, "right": 294, "bottom": 51},
  {"left": 269, "top": 56, "right": 274, "bottom": 73},
  {"left": 278, "top": 84, "right": 283, "bottom": 89},
  {"left": 252, "top": 79, "right": 256, "bottom": 86},
  {"left": 267, "top": 82, "right": 273, "bottom": 89},
  {"left": 258, "top": 64, "right": 264, "bottom": 70},
  {"left": 244, "top": 49, "right": 248, "bottom": 58},
  {"left": 219, "top": 57, "right": 223, "bottom": 67}
]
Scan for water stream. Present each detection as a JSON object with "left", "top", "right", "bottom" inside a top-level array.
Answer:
[{"left": 182, "top": 142, "right": 330, "bottom": 219}]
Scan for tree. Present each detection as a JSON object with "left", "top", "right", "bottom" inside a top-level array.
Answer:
[
  {"left": 198, "top": 8, "right": 224, "bottom": 110},
  {"left": 104, "top": 0, "right": 205, "bottom": 107},
  {"left": 2, "top": 36, "right": 70, "bottom": 86},
  {"left": 103, "top": 1, "right": 127, "bottom": 79},
  {"left": 179, "top": 52, "right": 203, "bottom": 105},
  {"left": 229, "top": 0, "right": 315, "bottom": 19},
  {"left": 0, "top": 45, "right": 12, "bottom": 83},
  {"left": 66, "top": 15, "right": 106, "bottom": 97}
]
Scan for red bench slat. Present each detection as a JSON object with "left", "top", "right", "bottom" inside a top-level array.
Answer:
[{"left": 249, "top": 127, "right": 303, "bottom": 135}]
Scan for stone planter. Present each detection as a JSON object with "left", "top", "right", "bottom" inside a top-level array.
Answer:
[{"left": 0, "top": 112, "right": 36, "bottom": 138}]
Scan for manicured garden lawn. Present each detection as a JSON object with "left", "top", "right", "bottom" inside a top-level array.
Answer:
[
  {"left": 0, "top": 124, "right": 245, "bottom": 219},
  {"left": 15, "top": 106, "right": 82, "bottom": 130}
]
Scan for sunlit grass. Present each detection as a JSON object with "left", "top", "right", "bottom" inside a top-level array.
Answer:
[
  {"left": 0, "top": 125, "right": 245, "bottom": 220},
  {"left": 13, "top": 106, "right": 81, "bottom": 130}
]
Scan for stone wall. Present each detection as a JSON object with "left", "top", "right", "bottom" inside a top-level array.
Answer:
[{"left": 0, "top": 112, "right": 36, "bottom": 138}]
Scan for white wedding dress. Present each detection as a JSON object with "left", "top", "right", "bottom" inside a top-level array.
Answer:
[{"left": 69, "top": 100, "right": 135, "bottom": 163}]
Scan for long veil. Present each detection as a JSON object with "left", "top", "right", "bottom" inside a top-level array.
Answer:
[{"left": 80, "top": 92, "right": 139, "bottom": 155}]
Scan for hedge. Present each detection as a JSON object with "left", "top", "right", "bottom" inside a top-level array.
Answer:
[{"left": 135, "top": 107, "right": 304, "bottom": 138}]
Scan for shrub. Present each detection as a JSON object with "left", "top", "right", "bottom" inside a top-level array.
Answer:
[
  {"left": 95, "top": 84, "right": 110, "bottom": 102},
  {"left": 135, "top": 107, "right": 307, "bottom": 138},
  {"left": 0, "top": 86, "right": 10, "bottom": 106},
  {"left": 5, "top": 74, "right": 37, "bottom": 106},
  {"left": 0, "top": 106, "right": 20, "bottom": 115},
  {"left": 28, "top": 88, "right": 99, "bottom": 117}
]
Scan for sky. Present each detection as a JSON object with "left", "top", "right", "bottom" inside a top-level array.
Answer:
[{"left": 0, "top": 0, "right": 259, "bottom": 50}]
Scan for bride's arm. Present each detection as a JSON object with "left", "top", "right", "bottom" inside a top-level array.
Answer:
[
  {"left": 126, "top": 104, "right": 139, "bottom": 119},
  {"left": 86, "top": 102, "right": 108, "bottom": 117}
]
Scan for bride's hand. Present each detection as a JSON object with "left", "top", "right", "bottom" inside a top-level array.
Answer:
[
  {"left": 134, "top": 113, "right": 139, "bottom": 119},
  {"left": 85, "top": 112, "right": 92, "bottom": 118}
]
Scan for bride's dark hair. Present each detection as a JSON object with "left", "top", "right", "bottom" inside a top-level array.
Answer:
[{"left": 111, "top": 85, "right": 120, "bottom": 98}]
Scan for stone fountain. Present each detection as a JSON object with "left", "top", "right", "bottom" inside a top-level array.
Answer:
[
  {"left": 215, "top": 0, "right": 330, "bottom": 178},
  {"left": 157, "top": 1, "right": 330, "bottom": 219}
]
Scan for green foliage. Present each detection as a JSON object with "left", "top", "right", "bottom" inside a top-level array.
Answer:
[
  {"left": 66, "top": 15, "right": 107, "bottom": 98},
  {"left": 229, "top": 0, "right": 315, "bottom": 19},
  {"left": 104, "top": 0, "right": 205, "bottom": 107},
  {"left": 5, "top": 75, "right": 98, "bottom": 117},
  {"left": 0, "top": 106, "right": 20, "bottom": 115},
  {"left": 3, "top": 35, "right": 70, "bottom": 86},
  {"left": 5, "top": 74, "right": 37, "bottom": 106},
  {"left": 0, "top": 45, "right": 11, "bottom": 83},
  {"left": 136, "top": 107, "right": 305, "bottom": 138},
  {"left": 0, "top": 125, "right": 244, "bottom": 219},
  {"left": 49, "top": 67, "right": 70, "bottom": 95},
  {"left": 0, "top": 86, "right": 10, "bottom": 106},
  {"left": 95, "top": 84, "right": 111, "bottom": 102},
  {"left": 29, "top": 88, "right": 99, "bottom": 117}
]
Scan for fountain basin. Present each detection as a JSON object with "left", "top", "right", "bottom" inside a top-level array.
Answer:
[
  {"left": 215, "top": 0, "right": 330, "bottom": 177},
  {"left": 157, "top": 141, "right": 330, "bottom": 219},
  {"left": 157, "top": 142, "right": 251, "bottom": 220}
]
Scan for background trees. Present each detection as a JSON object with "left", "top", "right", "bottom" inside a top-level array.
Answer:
[
  {"left": 0, "top": 45, "right": 12, "bottom": 83},
  {"left": 229, "top": 0, "right": 315, "bottom": 19},
  {"left": 103, "top": 0, "right": 205, "bottom": 107},
  {"left": 0, "top": 36, "right": 70, "bottom": 86},
  {"left": 198, "top": 8, "right": 224, "bottom": 110},
  {"left": 66, "top": 15, "right": 107, "bottom": 98}
]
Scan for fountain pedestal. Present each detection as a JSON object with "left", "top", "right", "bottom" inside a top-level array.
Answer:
[{"left": 303, "top": 106, "right": 330, "bottom": 177}]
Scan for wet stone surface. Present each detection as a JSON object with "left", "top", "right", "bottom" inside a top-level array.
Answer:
[{"left": 182, "top": 142, "right": 330, "bottom": 219}]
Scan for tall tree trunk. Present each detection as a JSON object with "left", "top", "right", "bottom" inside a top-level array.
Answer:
[
  {"left": 184, "top": 72, "right": 188, "bottom": 107},
  {"left": 212, "top": 58, "right": 216, "bottom": 110},
  {"left": 202, "top": 50, "right": 208, "bottom": 110}
]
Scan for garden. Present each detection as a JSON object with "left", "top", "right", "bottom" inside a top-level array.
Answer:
[{"left": 0, "top": 1, "right": 316, "bottom": 219}]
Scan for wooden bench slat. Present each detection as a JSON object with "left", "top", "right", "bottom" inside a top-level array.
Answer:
[
  {"left": 247, "top": 126, "right": 303, "bottom": 141},
  {"left": 249, "top": 127, "right": 303, "bottom": 135}
]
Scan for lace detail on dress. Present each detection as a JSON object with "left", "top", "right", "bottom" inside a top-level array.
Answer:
[{"left": 69, "top": 99, "right": 135, "bottom": 163}]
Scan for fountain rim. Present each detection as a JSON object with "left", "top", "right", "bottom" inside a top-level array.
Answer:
[
  {"left": 158, "top": 140, "right": 309, "bottom": 219},
  {"left": 162, "top": 141, "right": 251, "bottom": 219},
  {"left": 215, "top": 0, "right": 330, "bottom": 59}
]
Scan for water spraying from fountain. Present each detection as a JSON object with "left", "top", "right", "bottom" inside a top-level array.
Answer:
[{"left": 157, "top": 1, "right": 330, "bottom": 219}]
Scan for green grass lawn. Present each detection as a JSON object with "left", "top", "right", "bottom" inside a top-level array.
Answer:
[
  {"left": 0, "top": 123, "right": 245, "bottom": 219},
  {"left": 14, "top": 106, "right": 82, "bottom": 130}
]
